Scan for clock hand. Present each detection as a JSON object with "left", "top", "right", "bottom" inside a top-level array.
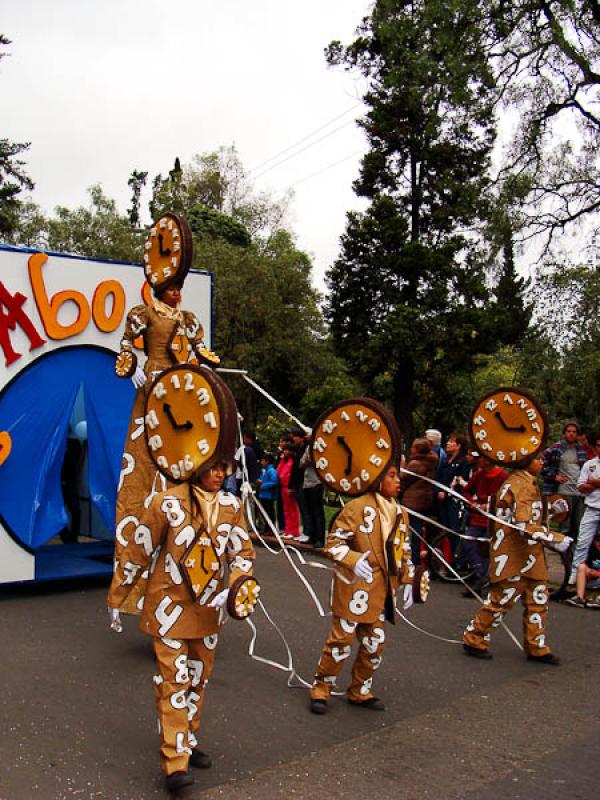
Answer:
[
  {"left": 163, "top": 402, "right": 193, "bottom": 431},
  {"left": 158, "top": 233, "right": 171, "bottom": 257},
  {"left": 337, "top": 435, "right": 353, "bottom": 475},
  {"left": 494, "top": 411, "right": 526, "bottom": 433}
]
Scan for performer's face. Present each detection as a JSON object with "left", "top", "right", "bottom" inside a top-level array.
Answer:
[
  {"left": 526, "top": 455, "right": 544, "bottom": 476},
  {"left": 160, "top": 284, "right": 182, "bottom": 308},
  {"left": 379, "top": 465, "right": 401, "bottom": 498},
  {"left": 198, "top": 462, "right": 227, "bottom": 491}
]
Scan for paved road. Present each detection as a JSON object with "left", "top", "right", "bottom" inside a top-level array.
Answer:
[{"left": 1, "top": 545, "right": 598, "bottom": 800}]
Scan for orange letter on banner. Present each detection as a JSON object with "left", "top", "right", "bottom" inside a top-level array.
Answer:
[
  {"left": 92, "top": 280, "right": 125, "bottom": 333},
  {"left": 28, "top": 253, "right": 91, "bottom": 340}
]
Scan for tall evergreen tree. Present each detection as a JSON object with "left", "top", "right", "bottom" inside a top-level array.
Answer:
[{"left": 325, "top": 0, "right": 498, "bottom": 437}]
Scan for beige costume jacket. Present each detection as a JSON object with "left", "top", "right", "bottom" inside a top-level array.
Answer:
[
  {"left": 490, "top": 470, "right": 568, "bottom": 583},
  {"left": 108, "top": 485, "right": 255, "bottom": 639},
  {"left": 325, "top": 493, "right": 413, "bottom": 625}
]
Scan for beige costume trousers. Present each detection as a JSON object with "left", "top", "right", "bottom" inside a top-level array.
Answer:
[
  {"left": 463, "top": 576, "right": 551, "bottom": 657},
  {"left": 311, "top": 616, "right": 386, "bottom": 704},
  {"left": 152, "top": 634, "right": 218, "bottom": 775}
]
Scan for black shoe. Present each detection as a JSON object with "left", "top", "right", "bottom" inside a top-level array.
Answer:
[
  {"left": 309, "top": 698, "right": 328, "bottom": 714},
  {"left": 189, "top": 749, "right": 212, "bottom": 769},
  {"left": 463, "top": 643, "right": 493, "bottom": 660},
  {"left": 348, "top": 696, "right": 385, "bottom": 710},
  {"left": 527, "top": 653, "right": 560, "bottom": 666},
  {"left": 165, "top": 771, "right": 194, "bottom": 794}
]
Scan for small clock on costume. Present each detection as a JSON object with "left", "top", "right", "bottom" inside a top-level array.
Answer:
[
  {"left": 469, "top": 387, "right": 548, "bottom": 467},
  {"left": 227, "top": 575, "right": 261, "bottom": 619},
  {"left": 143, "top": 212, "right": 192, "bottom": 291},
  {"left": 310, "top": 397, "right": 400, "bottom": 496},
  {"left": 144, "top": 365, "right": 235, "bottom": 482},
  {"left": 115, "top": 350, "right": 137, "bottom": 378}
]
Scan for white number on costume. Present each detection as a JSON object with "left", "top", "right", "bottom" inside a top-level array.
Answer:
[
  {"left": 118, "top": 453, "right": 135, "bottom": 491},
  {"left": 197, "top": 387, "right": 210, "bottom": 406},
  {"left": 509, "top": 451, "right": 517, "bottom": 461},
  {"left": 186, "top": 691, "right": 201, "bottom": 721},
  {"left": 131, "top": 416, "right": 145, "bottom": 441},
  {"left": 175, "top": 732, "right": 191, "bottom": 755},
  {"left": 322, "top": 419, "right": 337, "bottom": 434},
  {"left": 184, "top": 372, "right": 195, "bottom": 391},
  {"left": 481, "top": 442, "right": 492, "bottom": 451},
  {"left": 474, "top": 430, "right": 488, "bottom": 440},
  {"left": 341, "top": 411, "right": 350, "bottom": 421},
  {"left": 496, "top": 450, "right": 505, "bottom": 461},
  {"left": 340, "top": 478, "right": 351, "bottom": 492},
  {"left": 115, "top": 515, "right": 138, "bottom": 548},
  {"left": 155, "top": 596, "right": 184, "bottom": 636},
  {"left": 313, "top": 437, "right": 327, "bottom": 453},
  {"left": 529, "top": 612, "right": 543, "bottom": 629},
  {"left": 535, "top": 634, "right": 546, "bottom": 649},
  {"left": 165, "top": 552, "right": 183, "bottom": 584},
  {"left": 157, "top": 455, "right": 168, "bottom": 469},
  {"left": 351, "top": 477, "right": 362, "bottom": 491},
  {"left": 359, "top": 678, "right": 373, "bottom": 696},
  {"left": 153, "top": 382, "right": 167, "bottom": 400},
  {"left": 517, "top": 398, "right": 528, "bottom": 409},
  {"left": 330, "top": 544, "right": 350, "bottom": 561},
  {"left": 214, "top": 523, "right": 231, "bottom": 556},
  {"left": 188, "top": 659, "right": 204, "bottom": 687},
  {"left": 356, "top": 410, "right": 368, "bottom": 422},
  {"left": 123, "top": 561, "right": 141, "bottom": 585},
  {"left": 530, "top": 436, "right": 539, "bottom": 446},
  {"left": 362, "top": 627, "right": 385, "bottom": 654},
  {"left": 493, "top": 529, "right": 505, "bottom": 550},
  {"left": 499, "top": 587, "right": 517, "bottom": 606},
  {"left": 361, "top": 469, "right": 371, "bottom": 482},
  {"left": 161, "top": 497, "right": 185, "bottom": 527},
  {"left": 526, "top": 408, "right": 537, "bottom": 421},
  {"left": 531, "top": 422, "right": 541, "bottom": 433},
  {"left": 197, "top": 439, "right": 210, "bottom": 455},
  {"left": 331, "top": 645, "right": 351, "bottom": 663},
  {"left": 199, "top": 578, "right": 220, "bottom": 604},
  {"left": 485, "top": 399, "right": 498, "bottom": 411},
  {"left": 170, "top": 688, "right": 187, "bottom": 710},
  {"left": 133, "top": 523, "right": 153, "bottom": 556},
  {"left": 368, "top": 418, "right": 381, "bottom": 431},
  {"left": 521, "top": 554, "right": 537, "bottom": 574},
  {"left": 174, "top": 525, "right": 196, "bottom": 548},
  {"left": 369, "top": 454, "right": 382, "bottom": 467},
  {"left": 375, "top": 439, "right": 389, "bottom": 452},
  {"left": 494, "top": 553, "right": 509, "bottom": 577},
  {"left": 340, "top": 618, "right": 357, "bottom": 634},
  {"left": 203, "top": 633, "right": 218, "bottom": 650},
  {"left": 174, "top": 654, "right": 189, "bottom": 684},
  {"left": 203, "top": 412, "right": 217, "bottom": 429},
  {"left": 532, "top": 584, "right": 547, "bottom": 605},
  {"left": 473, "top": 415, "right": 486, "bottom": 425},
  {"left": 149, "top": 545, "right": 162, "bottom": 574},
  {"left": 359, "top": 506, "right": 377, "bottom": 534},
  {"left": 315, "top": 457, "right": 328, "bottom": 470},
  {"left": 349, "top": 589, "right": 369, "bottom": 616},
  {"left": 170, "top": 373, "right": 181, "bottom": 390},
  {"left": 226, "top": 525, "right": 249, "bottom": 555},
  {"left": 145, "top": 409, "right": 160, "bottom": 430},
  {"left": 503, "top": 394, "right": 513, "bottom": 405},
  {"left": 324, "top": 472, "right": 336, "bottom": 484},
  {"left": 149, "top": 434, "right": 163, "bottom": 452}
]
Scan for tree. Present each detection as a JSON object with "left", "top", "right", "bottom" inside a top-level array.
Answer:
[
  {"left": 127, "top": 169, "right": 148, "bottom": 228},
  {"left": 325, "top": 1, "right": 499, "bottom": 438},
  {"left": 0, "top": 35, "right": 34, "bottom": 239},
  {"left": 484, "top": 1, "right": 600, "bottom": 248}
]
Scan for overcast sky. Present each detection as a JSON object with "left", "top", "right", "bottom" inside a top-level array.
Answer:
[{"left": 1, "top": 0, "right": 376, "bottom": 291}]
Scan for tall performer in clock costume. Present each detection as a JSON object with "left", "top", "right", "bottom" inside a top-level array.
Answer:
[
  {"left": 113, "top": 213, "right": 220, "bottom": 614},
  {"left": 463, "top": 387, "right": 572, "bottom": 664},
  {"left": 307, "top": 398, "right": 423, "bottom": 714},
  {"left": 107, "top": 363, "right": 259, "bottom": 795}
]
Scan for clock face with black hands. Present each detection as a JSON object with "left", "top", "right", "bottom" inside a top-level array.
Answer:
[
  {"left": 310, "top": 397, "right": 400, "bottom": 497},
  {"left": 469, "top": 387, "right": 548, "bottom": 467},
  {"left": 143, "top": 212, "right": 192, "bottom": 291},
  {"left": 144, "top": 365, "right": 236, "bottom": 483}
]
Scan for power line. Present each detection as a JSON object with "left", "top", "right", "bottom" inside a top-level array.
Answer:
[
  {"left": 288, "top": 150, "right": 363, "bottom": 189},
  {"left": 250, "top": 103, "right": 362, "bottom": 175}
]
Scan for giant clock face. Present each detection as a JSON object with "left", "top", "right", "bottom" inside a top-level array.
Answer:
[
  {"left": 144, "top": 365, "right": 236, "bottom": 483},
  {"left": 469, "top": 387, "right": 548, "bottom": 467},
  {"left": 143, "top": 212, "right": 192, "bottom": 291},
  {"left": 310, "top": 397, "right": 400, "bottom": 496}
]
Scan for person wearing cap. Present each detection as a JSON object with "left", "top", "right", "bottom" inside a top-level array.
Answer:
[
  {"left": 107, "top": 460, "right": 255, "bottom": 794},
  {"left": 568, "top": 433, "right": 600, "bottom": 584},
  {"left": 463, "top": 454, "right": 572, "bottom": 664},
  {"left": 309, "top": 463, "right": 414, "bottom": 714}
]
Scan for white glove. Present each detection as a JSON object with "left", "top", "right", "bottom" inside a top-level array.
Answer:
[
  {"left": 402, "top": 583, "right": 414, "bottom": 611},
  {"left": 131, "top": 366, "right": 146, "bottom": 389},
  {"left": 354, "top": 551, "right": 373, "bottom": 584},
  {"left": 550, "top": 498, "right": 569, "bottom": 516},
  {"left": 207, "top": 588, "right": 229, "bottom": 609},
  {"left": 108, "top": 607, "right": 123, "bottom": 633},
  {"left": 554, "top": 536, "right": 573, "bottom": 553}
]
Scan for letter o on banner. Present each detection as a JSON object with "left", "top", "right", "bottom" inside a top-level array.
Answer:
[{"left": 93, "top": 280, "right": 126, "bottom": 333}]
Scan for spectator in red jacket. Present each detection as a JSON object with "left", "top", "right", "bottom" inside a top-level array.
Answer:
[{"left": 460, "top": 456, "right": 509, "bottom": 594}]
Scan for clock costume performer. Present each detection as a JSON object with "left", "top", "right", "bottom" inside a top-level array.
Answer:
[
  {"left": 107, "top": 363, "right": 259, "bottom": 795},
  {"left": 307, "top": 399, "right": 417, "bottom": 714},
  {"left": 114, "top": 213, "right": 219, "bottom": 615},
  {"left": 463, "top": 388, "right": 573, "bottom": 664}
]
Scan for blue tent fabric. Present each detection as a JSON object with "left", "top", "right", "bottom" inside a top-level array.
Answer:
[{"left": 0, "top": 347, "right": 133, "bottom": 549}]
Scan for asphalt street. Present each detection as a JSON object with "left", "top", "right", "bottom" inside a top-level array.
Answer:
[{"left": 1, "top": 544, "right": 598, "bottom": 800}]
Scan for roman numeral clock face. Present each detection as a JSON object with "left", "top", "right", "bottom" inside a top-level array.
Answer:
[
  {"left": 144, "top": 365, "right": 227, "bottom": 482},
  {"left": 143, "top": 212, "right": 192, "bottom": 291},
  {"left": 469, "top": 388, "right": 548, "bottom": 467},
  {"left": 310, "top": 398, "right": 400, "bottom": 496}
]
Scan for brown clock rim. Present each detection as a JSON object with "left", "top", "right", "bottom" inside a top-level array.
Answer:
[
  {"left": 143, "top": 212, "right": 193, "bottom": 293},
  {"left": 309, "top": 396, "right": 401, "bottom": 497},
  {"left": 468, "top": 385, "right": 549, "bottom": 469},
  {"left": 413, "top": 565, "right": 430, "bottom": 604},
  {"left": 227, "top": 574, "right": 260, "bottom": 620},
  {"left": 144, "top": 364, "right": 237, "bottom": 484}
]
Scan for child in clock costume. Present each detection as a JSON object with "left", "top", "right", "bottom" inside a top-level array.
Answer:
[
  {"left": 114, "top": 213, "right": 219, "bottom": 615},
  {"left": 107, "top": 364, "right": 258, "bottom": 795},
  {"left": 463, "top": 388, "right": 573, "bottom": 664},
  {"left": 307, "top": 399, "right": 415, "bottom": 714}
]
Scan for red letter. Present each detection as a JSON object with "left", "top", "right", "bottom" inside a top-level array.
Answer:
[{"left": 0, "top": 281, "right": 46, "bottom": 367}]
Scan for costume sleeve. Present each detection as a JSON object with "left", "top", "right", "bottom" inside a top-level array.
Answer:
[
  {"left": 225, "top": 504, "right": 256, "bottom": 584},
  {"left": 323, "top": 502, "right": 363, "bottom": 572},
  {"left": 107, "top": 494, "right": 167, "bottom": 609},
  {"left": 184, "top": 312, "right": 206, "bottom": 356},
  {"left": 397, "top": 506, "right": 415, "bottom": 585},
  {"left": 119, "top": 305, "right": 149, "bottom": 353},
  {"left": 511, "top": 485, "right": 569, "bottom": 548}
]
